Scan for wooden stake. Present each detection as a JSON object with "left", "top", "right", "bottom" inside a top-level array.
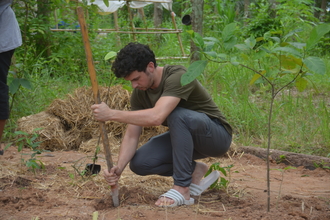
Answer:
[{"left": 76, "top": 6, "right": 119, "bottom": 207}]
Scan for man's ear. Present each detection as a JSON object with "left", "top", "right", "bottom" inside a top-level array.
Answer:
[{"left": 147, "top": 61, "right": 155, "bottom": 71}]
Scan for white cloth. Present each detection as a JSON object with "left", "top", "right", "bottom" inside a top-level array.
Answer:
[{"left": 81, "top": 0, "right": 172, "bottom": 14}]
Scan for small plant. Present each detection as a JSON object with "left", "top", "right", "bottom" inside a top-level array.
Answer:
[
  {"left": 276, "top": 155, "right": 288, "bottom": 164},
  {"left": 206, "top": 162, "right": 234, "bottom": 192},
  {"left": 5, "top": 128, "right": 46, "bottom": 173},
  {"left": 271, "top": 166, "right": 296, "bottom": 209},
  {"left": 313, "top": 160, "right": 330, "bottom": 170}
]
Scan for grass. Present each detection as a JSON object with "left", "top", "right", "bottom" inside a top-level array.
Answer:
[
  {"left": 202, "top": 57, "right": 330, "bottom": 157},
  {"left": 4, "top": 24, "right": 330, "bottom": 157}
]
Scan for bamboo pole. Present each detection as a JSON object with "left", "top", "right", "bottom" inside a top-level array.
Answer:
[
  {"left": 113, "top": 11, "right": 121, "bottom": 45},
  {"left": 127, "top": 2, "right": 136, "bottom": 41},
  {"left": 171, "top": 12, "right": 185, "bottom": 57},
  {"left": 50, "top": 28, "right": 183, "bottom": 34}
]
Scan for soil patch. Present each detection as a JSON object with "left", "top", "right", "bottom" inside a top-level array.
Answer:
[{"left": 0, "top": 146, "right": 329, "bottom": 220}]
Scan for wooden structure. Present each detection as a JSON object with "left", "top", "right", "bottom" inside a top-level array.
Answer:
[{"left": 51, "top": 0, "right": 187, "bottom": 58}]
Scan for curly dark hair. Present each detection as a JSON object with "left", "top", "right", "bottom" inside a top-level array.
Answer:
[{"left": 111, "top": 42, "right": 157, "bottom": 78}]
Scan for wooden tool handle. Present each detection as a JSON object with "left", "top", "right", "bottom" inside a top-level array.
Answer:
[{"left": 76, "top": 6, "right": 119, "bottom": 207}]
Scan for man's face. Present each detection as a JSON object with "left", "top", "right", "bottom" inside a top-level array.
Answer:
[{"left": 124, "top": 70, "right": 154, "bottom": 91}]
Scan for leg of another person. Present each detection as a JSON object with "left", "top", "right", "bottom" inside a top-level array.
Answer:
[{"left": 0, "top": 50, "right": 15, "bottom": 143}]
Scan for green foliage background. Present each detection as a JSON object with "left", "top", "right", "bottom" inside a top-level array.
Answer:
[{"left": 5, "top": 0, "right": 330, "bottom": 157}]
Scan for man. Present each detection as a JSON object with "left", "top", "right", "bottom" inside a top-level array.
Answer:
[
  {"left": 91, "top": 42, "right": 232, "bottom": 207},
  {"left": 0, "top": 0, "right": 22, "bottom": 154}
]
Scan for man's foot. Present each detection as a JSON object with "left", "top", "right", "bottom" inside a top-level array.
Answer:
[
  {"left": 191, "top": 162, "right": 209, "bottom": 185},
  {"left": 155, "top": 162, "right": 208, "bottom": 206},
  {"left": 155, "top": 185, "right": 190, "bottom": 207}
]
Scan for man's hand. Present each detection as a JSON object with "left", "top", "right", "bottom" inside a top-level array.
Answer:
[
  {"left": 91, "top": 102, "right": 113, "bottom": 121},
  {"left": 103, "top": 166, "right": 121, "bottom": 186}
]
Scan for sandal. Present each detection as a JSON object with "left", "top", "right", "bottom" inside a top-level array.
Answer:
[
  {"left": 189, "top": 170, "right": 220, "bottom": 196},
  {"left": 157, "top": 189, "right": 194, "bottom": 207}
]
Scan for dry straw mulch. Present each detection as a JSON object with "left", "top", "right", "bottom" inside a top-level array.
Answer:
[{"left": 17, "top": 85, "right": 168, "bottom": 153}]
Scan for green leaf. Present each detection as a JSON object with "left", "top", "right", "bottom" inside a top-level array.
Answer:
[
  {"left": 20, "top": 78, "right": 32, "bottom": 89},
  {"left": 256, "top": 37, "right": 264, "bottom": 42},
  {"left": 244, "top": 36, "right": 256, "bottom": 49},
  {"left": 306, "top": 23, "right": 330, "bottom": 50},
  {"left": 259, "top": 47, "right": 272, "bottom": 54},
  {"left": 240, "top": 53, "right": 250, "bottom": 61},
  {"left": 192, "top": 32, "right": 205, "bottom": 49},
  {"left": 18, "top": 144, "right": 23, "bottom": 152},
  {"left": 203, "top": 37, "right": 220, "bottom": 44},
  {"left": 4, "top": 143, "right": 12, "bottom": 150},
  {"left": 283, "top": 28, "right": 303, "bottom": 41},
  {"left": 284, "top": 166, "right": 296, "bottom": 170},
  {"left": 224, "top": 37, "right": 237, "bottom": 50},
  {"left": 295, "top": 77, "right": 308, "bottom": 92},
  {"left": 33, "top": 128, "right": 44, "bottom": 132},
  {"left": 218, "top": 167, "right": 227, "bottom": 176},
  {"left": 235, "top": 44, "right": 250, "bottom": 51},
  {"left": 249, "top": 70, "right": 266, "bottom": 85},
  {"left": 181, "top": 60, "right": 208, "bottom": 86},
  {"left": 270, "top": 37, "right": 281, "bottom": 43},
  {"left": 15, "top": 131, "right": 28, "bottom": 135},
  {"left": 204, "top": 41, "right": 215, "bottom": 52},
  {"left": 103, "top": 0, "right": 109, "bottom": 7},
  {"left": 104, "top": 51, "right": 117, "bottom": 61},
  {"left": 273, "top": 47, "right": 302, "bottom": 58},
  {"left": 204, "top": 51, "right": 217, "bottom": 58},
  {"left": 287, "top": 42, "right": 306, "bottom": 49},
  {"left": 27, "top": 160, "right": 40, "bottom": 169},
  {"left": 280, "top": 55, "right": 299, "bottom": 70},
  {"left": 230, "top": 57, "right": 239, "bottom": 66},
  {"left": 30, "top": 136, "right": 37, "bottom": 142},
  {"left": 222, "top": 23, "right": 236, "bottom": 42},
  {"left": 9, "top": 78, "right": 20, "bottom": 94},
  {"left": 186, "top": 30, "right": 194, "bottom": 36},
  {"left": 217, "top": 53, "right": 228, "bottom": 60},
  {"left": 303, "top": 56, "right": 326, "bottom": 75}
]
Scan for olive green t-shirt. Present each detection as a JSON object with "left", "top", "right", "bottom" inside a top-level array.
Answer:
[{"left": 130, "top": 65, "right": 232, "bottom": 135}]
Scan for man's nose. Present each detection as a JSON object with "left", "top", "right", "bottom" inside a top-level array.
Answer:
[{"left": 132, "top": 81, "right": 138, "bottom": 88}]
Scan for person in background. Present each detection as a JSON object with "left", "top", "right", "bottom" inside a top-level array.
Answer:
[
  {"left": 0, "top": 0, "right": 22, "bottom": 155},
  {"left": 91, "top": 42, "right": 232, "bottom": 207}
]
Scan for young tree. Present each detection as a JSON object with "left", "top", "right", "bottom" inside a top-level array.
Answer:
[
  {"left": 36, "top": 0, "right": 52, "bottom": 58},
  {"left": 183, "top": 21, "right": 330, "bottom": 212},
  {"left": 190, "top": 0, "right": 204, "bottom": 62},
  {"left": 153, "top": 2, "right": 163, "bottom": 42}
]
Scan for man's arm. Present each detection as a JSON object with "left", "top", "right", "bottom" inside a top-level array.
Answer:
[
  {"left": 116, "top": 124, "right": 142, "bottom": 172},
  {"left": 92, "top": 96, "right": 181, "bottom": 126},
  {"left": 104, "top": 124, "right": 142, "bottom": 185}
]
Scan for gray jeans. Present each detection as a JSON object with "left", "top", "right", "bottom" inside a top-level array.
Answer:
[{"left": 129, "top": 107, "right": 232, "bottom": 187}]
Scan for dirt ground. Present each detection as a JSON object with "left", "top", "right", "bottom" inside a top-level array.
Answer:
[{"left": 0, "top": 145, "right": 329, "bottom": 220}]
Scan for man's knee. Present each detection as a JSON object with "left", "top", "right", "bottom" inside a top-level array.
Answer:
[
  {"left": 167, "top": 107, "right": 189, "bottom": 124},
  {"left": 129, "top": 156, "right": 147, "bottom": 176}
]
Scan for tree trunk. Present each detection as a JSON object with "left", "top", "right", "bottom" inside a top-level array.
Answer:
[
  {"left": 190, "top": 0, "right": 204, "bottom": 62},
  {"left": 243, "top": 0, "right": 250, "bottom": 26},
  {"left": 154, "top": 3, "right": 163, "bottom": 28},
  {"left": 36, "top": 0, "right": 52, "bottom": 58},
  {"left": 320, "top": 0, "right": 327, "bottom": 21},
  {"left": 236, "top": 146, "right": 330, "bottom": 170},
  {"left": 154, "top": 3, "right": 163, "bottom": 43}
]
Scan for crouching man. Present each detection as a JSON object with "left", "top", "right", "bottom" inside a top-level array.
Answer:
[{"left": 91, "top": 42, "right": 232, "bottom": 207}]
